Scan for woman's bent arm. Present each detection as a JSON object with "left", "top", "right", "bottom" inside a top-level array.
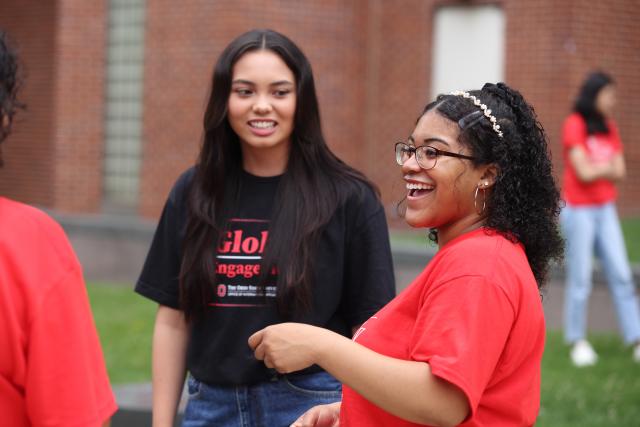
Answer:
[
  {"left": 152, "top": 305, "right": 189, "bottom": 427},
  {"left": 569, "top": 146, "right": 626, "bottom": 183},
  {"left": 250, "top": 324, "right": 468, "bottom": 427},
  {"left": 609, "top": 153, "right": 626, "bottom": 181}
]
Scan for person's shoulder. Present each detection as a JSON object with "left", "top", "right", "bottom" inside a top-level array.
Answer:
[
  {"left": 168, "top": 166, "right": 196, "bottom": 204},
  {"left": 433, "top": 230, "right": 534, "bottom": 297},
  {"left": 442, "top": 227, "right": 497, "bottom": 249},
  {"left": 342, "top": 176, "right": 380, "bottom": 206},
  {"left": 438, "top": 229, "right": 524, "bottom": 273},
  {"left": 564, "top": 112, "right": 584, "bottom": 124},
  {"left": 176, "top": 166, "right": 196, "bottom": 185},
  {"left": 607, "top": 119, "right": 621, "bottom": 137},
  {"left": 456, "top": 229, "right": 534, "bottom": 286},
  {"left": 0, "top": 197, "right": 78, "bottom": 272},
  {"left": 339, "top": 177, "right": 385, "bottom": 225},
  {"left": 563, "top": 112, "right": 587, "bottom": 133},
  {"left": 455, "top": 228, "right": 524, "bottom": 257},
  {"left": 0, "top": 197, "right": 67, "bottom": 240}
]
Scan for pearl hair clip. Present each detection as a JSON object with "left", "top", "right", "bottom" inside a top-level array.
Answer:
[{"left": 450, "top": 90, "right": 503, "bottom": 138}]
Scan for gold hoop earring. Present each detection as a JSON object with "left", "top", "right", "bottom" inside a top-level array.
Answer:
[{"left": 474, "top": 186, "right": 486, "bottom": 215}]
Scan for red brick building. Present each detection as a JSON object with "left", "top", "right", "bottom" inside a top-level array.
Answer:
[{"left": 1, "top": 0, "right": 639, "bottom": 224}]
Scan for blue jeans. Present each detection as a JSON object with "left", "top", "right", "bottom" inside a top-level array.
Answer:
[
  {"left": 561, "top": 202, "right": 640, "bottom": 344},
  {"left": 182, "top": 371, "right": 342, "bottom": 427}
]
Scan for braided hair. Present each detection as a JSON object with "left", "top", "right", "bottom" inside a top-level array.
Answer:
[{"left": 423, "top": 82, "right": 563, "bottom": 288}]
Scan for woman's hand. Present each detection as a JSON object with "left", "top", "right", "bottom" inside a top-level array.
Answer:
[
  {"left": 248, "top": 323, "right": 329, "bottom": 373},
  {"left": 290, "top": 402, "right": 341, "bottom": 427}
]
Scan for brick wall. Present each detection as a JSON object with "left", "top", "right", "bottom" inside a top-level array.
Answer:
[
  {"left": 141, "top": 0, "right": 640, "bottom": 220},
  {"left": 0, "top": 0, "right": 106, "bottom": 213},
  {"left": 2, "top": 0, "right": 639, "bottom": 218},
  {"left": 139, "top": 0, "right": 374, "bottom": 217},
  {"left": 505, "top": 0, "right": 640, "bottom": 216},
  {"left": 0, "top": 0, "right": 57, "bottom": 206},
  {"left": 50, "top": 0, "right": 106, "bottom": 212},
  {"left": 566, "top": 0, "right": 640, "bottom": 216}
]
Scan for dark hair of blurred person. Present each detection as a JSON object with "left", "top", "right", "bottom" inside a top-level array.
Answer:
[{"left": 573, "top": 71, "right": 614, "bottom": 134}]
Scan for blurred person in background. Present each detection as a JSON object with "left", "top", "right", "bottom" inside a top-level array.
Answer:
[
  {"left": 135, "top": 29, "right": 395, "bottom": 426},
  {"left": 250, "top": 82, "right": 563, "bottom": 426},
  {"left": 0, "top": 30, "right": 116, "bottom": 426},
  {"left": 561, "top": 71, "right": 640, "bottom": 366}
]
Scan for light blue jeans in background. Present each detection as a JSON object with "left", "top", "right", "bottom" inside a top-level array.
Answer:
[
  {"left": 561, "top": 202, "right": 640, "bottom": 344},
  {"left": 182, "top": 371, "right": 342, "bottom": 427}
]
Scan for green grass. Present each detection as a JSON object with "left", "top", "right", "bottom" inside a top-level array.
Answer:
[
  {"left": 538, "top": 331, "right": 640, "bottom": 426},
  {"left": 87, "top": 283, "right": 155, "bottom": 384},
  {"left": 621, "top": 217, "right": 640, "bottom": 264},
  {"left": 88, "top": 285, "right": 640, "bottom": 424}
]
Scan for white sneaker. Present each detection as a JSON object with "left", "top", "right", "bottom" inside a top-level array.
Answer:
[
  {"left": 570, "top": 339, "right": 598, "bottom": 367},
  {"left": 633, "top": 343, "right": 640, "bottom": 363}
]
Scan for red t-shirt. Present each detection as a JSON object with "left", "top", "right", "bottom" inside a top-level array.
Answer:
[
  {"left": 561, "top": 112, "right": 622, "bottom": 205},
  {"left": 341, "top": 228, "right": 545, "bottom": 426},
  {"left": 0, "top": 197, "right": 117, "bottom": 426}
]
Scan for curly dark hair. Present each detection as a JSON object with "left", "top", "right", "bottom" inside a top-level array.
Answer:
[
  {"left": 423, "top": 82, "right": 563, "bottom": 288},
  {"left": 0, "top": 30, "right": 24, "bottom": 164}
]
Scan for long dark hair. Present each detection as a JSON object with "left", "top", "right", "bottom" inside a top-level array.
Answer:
[
  {"left": 0, "top": 30, "right": 24, "bottom": 164},
  {"left": 180, "top": 29, "right": 375, "bottom": 322},
  {"left": 574, "top": 71, "right": 614, "bottom": 134},
  {"left": 423, "top": 83, "right": 563, "bottom": 288}
]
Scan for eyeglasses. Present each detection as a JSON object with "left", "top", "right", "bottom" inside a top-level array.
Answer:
[{"left": 395, "top": 142, "right": 476, "bottom": 170}]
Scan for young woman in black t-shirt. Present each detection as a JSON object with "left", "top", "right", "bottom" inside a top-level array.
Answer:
[{"left": 135, "top": 29, "right": 395, "bottom": 426}]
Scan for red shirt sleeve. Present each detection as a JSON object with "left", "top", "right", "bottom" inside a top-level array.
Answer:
[
  {"left": 562, "top": 113, "right": 588, "bottom": 150},
  {"left": 409, "top": 276, "right": 515, "bottom": 417},
  {"left": 25, "top": 264, "right": 117, "bottom": 427}
]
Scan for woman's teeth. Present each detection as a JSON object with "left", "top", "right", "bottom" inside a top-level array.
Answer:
[
  {"left": 407, "top": 182, "right": 434, "bottom": 197},
  {"left": 406, "top": 183, "right": 433, "bottom": 190},
  {"left": 250, "top": 121, "right": 275, "bottom": 129}
]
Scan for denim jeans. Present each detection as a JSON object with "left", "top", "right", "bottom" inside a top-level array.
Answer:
[
  {"left": 182, "top": 371, "right": 342, "bottom": 427},
  {"left": 561, "top": 202, "right": 640, "bottom": 344}
]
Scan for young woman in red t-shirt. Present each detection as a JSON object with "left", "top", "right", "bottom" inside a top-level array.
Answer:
[
  {"left": 561, "top": 72, "right": 640, "bottom": 366},
  {"left": 249, "top": 83, "right": 564, "bottom": 426}
]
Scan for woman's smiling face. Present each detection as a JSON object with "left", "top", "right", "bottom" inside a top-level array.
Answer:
[
  {"left": 401, "top": 109, "right": 493, "bottom": 245},
  {"left": 227, "top": 49, "right": 297, "bottom": 175}
]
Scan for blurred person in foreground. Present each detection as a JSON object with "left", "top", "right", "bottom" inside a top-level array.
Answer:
[
  {"left": 249, "top": 82, "right": 563, "bottom": 426},
  {"left": 0, "top": 30, "right": 117, "bottom": 426},
  {"left": 561, "top": 71, "right": 640, "bottom": 366}
]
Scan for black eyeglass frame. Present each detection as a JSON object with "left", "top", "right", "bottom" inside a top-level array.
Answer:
[{"left": 395, "top": 142, "right": 476, "bottom": 170}]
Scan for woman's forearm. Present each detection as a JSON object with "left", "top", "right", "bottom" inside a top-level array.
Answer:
[
  {"left": 312, "top": 329, "right": 468, "bottom": 427},
  {"left": 152, "top": 305, "right": 189, "bottom": 427},
  {"left": 249, "top": 324, "right": 468, "bottom": 427},
  {"left": 570, "top": 149, "right": 611, "bottom": 182},
  {"left": 569, "top": 147, "right": 624, "bottom": 183},
  {"left": 607, "top": 154, "right": 626, "bottom": 182}
]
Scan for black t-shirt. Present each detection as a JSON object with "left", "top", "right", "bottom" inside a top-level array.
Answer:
[{"left": 135, "top": 167, "right": 395, "bottom": 386}]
